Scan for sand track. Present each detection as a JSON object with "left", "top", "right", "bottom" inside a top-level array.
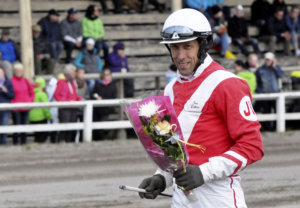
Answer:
[{"left": 0, "top": 132, "right": 299, "bottom": 208}]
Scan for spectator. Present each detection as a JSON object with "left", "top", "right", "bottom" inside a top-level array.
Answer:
[
  {"left": 0, "top": 29, "right": 19, "bottom": 78},
  {"left": 29, "top": 78, "right": 52, "bottom": 143},
  {"left": 271, "top": 0, "right": 288, "bottom": 15},
  {"left": 32, "top": 24, "right": 55, "bottom": 75},
  {"left": 246, "top": 53, "right": 260, "bottom": 72},
  {"left": 61, "top": 8, "right": 83, "bottom": 63},
  {"left": 234, "top": 60, "right": 257, "bottom": 94},
  {"left": 260, "top": 8, "right": 291, "bottom": 55},
  {"left": 10, "top": 63, "right": 35, "bottom": 145},
  {"left": 0, "top": 66, "right": 14, "bottom": 145},
  {"left": 185, "top": 0, "right": 208, "bottom": 13},
  {"left": 285, "top": 5, "right": 300, "bottom": 56},
  {"left": 75, "top": 68, "right": 89, "bottom": 99},
  {"left": 255, "top": 52, "right": 284, "bottom": 131},
  {"left": 166, "top": 64, "right": 177, "bottom": 83},
  {"left": 228, "top": 5, "right": 260, "bottom": 56},
  {"left": 251, "top": 0, "right": 272, "bottom": 33},
  {"left": 206, "top": 0, "right": 231, "bottom": 21},
  {"left": 54, "top": 64, "right": 82, "bottom": 142},
  {"left": 107, "top": 42, "right": 134, "bottom": 97},
  {"left": 38, "top": 9, "right": 63, "bottom": 61},
  {"left": 98, "top": 0, "right": 123, "bottom": 14},
  {"left": 91, "top": 68, "right": 117, "bottom": 140},
  {"left": 208, "top": 5, "right": 230, "bottom": 58},
  {"left": 82, "top": 5, "right": 109, "bottom": 62},
  {"left": 140, "top": 0, "right": 165, "bottom": 13},
  {"left": 74, "top": 38, "right": 103, "bottom": 93},
  {"left": 46, "top": 73, "right": 65, "bottom": 143}
]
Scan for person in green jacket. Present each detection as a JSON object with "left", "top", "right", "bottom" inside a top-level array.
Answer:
[
  {"left": 29, "top": 77, "right": 52, "bottom": 143},
  {"left": 234, "top": 60, "right": 257, "bottom": 94},
  {"left": 82, "top": 4, "right": 109, "bottom": 62}
]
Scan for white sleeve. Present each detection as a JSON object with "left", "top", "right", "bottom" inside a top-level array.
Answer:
[
  {"left": 154, "top": 168, "right": 173, "bottom": 188},
  {"left": 199, "top": 150, "right": 248, "bottom": 183},
  {"left": 64, "top": 35, "right": 76, "bottom": 43}
]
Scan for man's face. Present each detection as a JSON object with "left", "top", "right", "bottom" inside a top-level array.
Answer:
[
  {"left": 49, "top": 14, "right": 58, "bottom": 22},
  {"left": 169, "top": 40, "right": 200, "bottom": 76},
  {"left": 275, "top": 10, "right": 284, "bottom": 20},
  {"left": 265, "top": 59, "right": 273, "bottom": 67},
  {"left": 70, "top": 13, "right": 78, "bottom": 21},
  {"left": 1, "top": 34, "right": 9, "bottom": 42},
  {"left": 290, "top": 8, "right": 299, "bottom": 20}
]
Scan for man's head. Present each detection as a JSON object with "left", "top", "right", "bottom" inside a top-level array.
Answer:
[
  {"left": 48, "top": 9, "right": 60, "bottom": 22},
  {"left": 1, "top": 29, "right": 10, "bottom": 42},
  {"left": 160, "top": 9, "right": 212, "bottom": 76},
  {"left": 13, "top": 62, "right": 24, "bottom": 78},
  {"left": 212, "top": 5, "right": 223, "bottom": 19},
  {"left": 264, "top": 52, "right": 275, "bottom": 67},
  {"left": 68, "top": 8, "right": 79, "bottom": 21},
  {"left": 76, "top": 68, "right": 85, "bottom": 80},
  {"left": 274, "top": 8, "right": 284, "bottom": 21},
  {"left": 236, "top": 5, "right": 244, "bottom": 18},
  {"left": 32, "top": 25, "right": 42, "bottom": 39},
  {"left": 289, "top": 5, "right": 299, "bottom": 20}
]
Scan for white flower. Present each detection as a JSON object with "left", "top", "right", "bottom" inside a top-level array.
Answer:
[
  {"left": 138, "top": 100, "right": 161, "bottom": 117},
  {"left": 154, "top": 120, "right": 173, "bottom": 136}
]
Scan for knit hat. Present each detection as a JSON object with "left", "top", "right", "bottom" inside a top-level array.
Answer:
[
  {"left": 32, "top": 24, "right": 42, "bottom": 32},
  {"left": 211, "top": 5, "right": 222, "bottom": 15},
  {"left": 86, "top": 38, "right": 95, "bottom": 45},
  {"left": 264, "top": 52, "right": 275, "bottom": 60},
  {"left": 68, "top": 8, "right": 78, "bottom": 15},
  {"left": 2, "top": 29, "right": 10, "bottom": 35},
  {"left": 48, "top": 9, "right": 60, "bottom": 16}
]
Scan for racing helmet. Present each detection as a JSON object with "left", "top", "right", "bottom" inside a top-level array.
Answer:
[{"left": 160, "top": 9, "right": 213, "bottom": 65}]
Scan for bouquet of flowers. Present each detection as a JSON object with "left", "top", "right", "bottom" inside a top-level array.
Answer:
[{"left": 123, "top": 95, "right": 205, "bottom": 174}]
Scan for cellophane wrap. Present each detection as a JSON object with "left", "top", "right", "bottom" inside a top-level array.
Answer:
[{"left": 122, "top": 95, "right": 189, "bottom": 173}]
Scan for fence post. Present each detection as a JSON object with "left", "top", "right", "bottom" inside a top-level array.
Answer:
[
  {"left": 118, "top": 78, "right": 127, "bottom": 139},
  {"left": 83, "top": 102, "right": 93, "bottom": 142},
  {"left": 276, "top": 94, "right": 285, "bottom": 132}
]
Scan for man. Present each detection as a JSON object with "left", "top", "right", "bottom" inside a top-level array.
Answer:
[
  {"left": 38, "top": 9, "right": 63, "bottom": 61},
  {"left": 138, "top": 9, "right": 264, "bottom": 207},
  {"left": 0, "top": 29, "right": 19, "bottom": 78},
  {"left": 285, "top": 5, "right": 300, "bottom": 56},
  {"left": 260, "top": 8, "right": 291, "bottom": 55},
  {"left": 228, "top": 5, "right": 261, "bottom": 56},
  {"left": 32, "top": 25, "right": 55, "bottom": 75},
  {"left": 255, "top": 52, "right": 284, "bottom": 131},
  {"left": 207, "top": 5, "right": 230, "bottom": 58},
  {"left": 60, "top": 8, "right": 83, "bottom": 63}
]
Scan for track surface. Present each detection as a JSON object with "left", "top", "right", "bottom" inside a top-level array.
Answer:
[{"left": 0, "top": 131, "right": 299, "bottom": 208}]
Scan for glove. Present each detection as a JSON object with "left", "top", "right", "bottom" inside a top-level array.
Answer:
[
  {"left": 173, "top": 164, "right": 204, "bottom": 191},
  {"left": 138, "top": 174, "right": 166, "bottom": 199}
]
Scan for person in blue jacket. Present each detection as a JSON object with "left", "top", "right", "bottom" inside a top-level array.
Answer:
[
  {"left": 0, "top": 29, "right": 19, "bottom": 78},
  {"left": 0, "top": 66, "right": 15, "bottom": 144},
  {"left": 74, "top": 38, "right": 103, "bottom": 93},
  {"left": 285, "top": 5, "right": 300, "bottom": 56}
]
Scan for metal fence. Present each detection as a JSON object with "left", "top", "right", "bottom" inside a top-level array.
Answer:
[{"left": 0, "top": 92, "right": 300, "bottom": 142}]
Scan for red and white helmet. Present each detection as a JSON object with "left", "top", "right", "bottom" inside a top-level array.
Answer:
[{"left": 160, "top": 8, "right": 212, "bottom": 44}]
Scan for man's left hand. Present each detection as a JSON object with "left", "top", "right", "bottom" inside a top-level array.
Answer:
[{"left": 174, "top": 164, "right": 204, "bottom": 191}]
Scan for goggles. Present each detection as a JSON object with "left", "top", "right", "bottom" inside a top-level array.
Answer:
[{"left": 161, "top": 26, "right": 212, "bottom": 40}]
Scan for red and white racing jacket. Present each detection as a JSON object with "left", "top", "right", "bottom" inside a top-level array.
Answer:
[{"left": 156, "top": 55, "right": 264, "bottom": 187}]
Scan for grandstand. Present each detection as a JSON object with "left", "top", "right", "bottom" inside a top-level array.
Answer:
[{"left": 0, "top": 0, "right": 299, "bottom": 98}]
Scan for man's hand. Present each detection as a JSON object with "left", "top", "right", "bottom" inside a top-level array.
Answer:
[
  {"left": 138, "top": 174, "right": 166, "bottom": 199},
  {"left": 174, "top": 164, "right": 204, "bottom": 191}
]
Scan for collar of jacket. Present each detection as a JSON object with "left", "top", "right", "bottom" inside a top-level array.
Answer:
[{"left": 177, "top": 54, "right": 213, "bottom": 83}]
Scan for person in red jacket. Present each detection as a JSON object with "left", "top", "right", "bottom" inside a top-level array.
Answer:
[
  {"left": 138, "top": 9, "right": 264, "bottom": 207},
  {"left": 54, "top": 64, "right": 82, "bottom": 142},
  {"left": 10, "top": 63, "right": 34, "bottom": 145}
]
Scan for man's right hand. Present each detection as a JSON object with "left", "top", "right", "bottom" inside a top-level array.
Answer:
[{"left": 138, "top": 174, "right": 166, "bottom": 199}]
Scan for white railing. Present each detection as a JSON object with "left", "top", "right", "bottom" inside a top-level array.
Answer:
[{"left": 0, "top": 92, "right": 300, "bottom": 142}]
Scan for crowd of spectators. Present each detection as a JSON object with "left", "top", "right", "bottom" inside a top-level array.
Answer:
[{"left": 0, "top": 1, "right": 300, "bottom": 144}]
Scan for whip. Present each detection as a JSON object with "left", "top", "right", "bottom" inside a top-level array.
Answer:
[{"left": 119, "top": 185, "right": 172, "bottom": 197}]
